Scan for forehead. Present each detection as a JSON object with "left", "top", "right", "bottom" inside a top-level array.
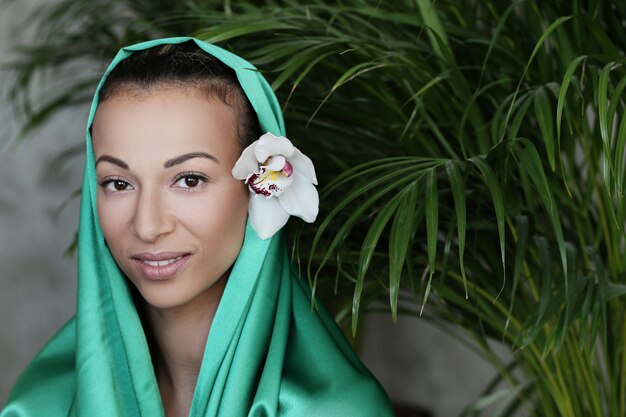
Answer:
[{"left": 91, "top": 87, "right": 240, "bottom": 166}]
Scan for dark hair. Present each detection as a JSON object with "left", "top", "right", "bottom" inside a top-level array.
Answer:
[{"left": 98, "top": 41, "right": 261, "bottom": 149}]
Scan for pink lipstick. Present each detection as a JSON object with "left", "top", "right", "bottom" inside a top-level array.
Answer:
[{"left": 131, "top": 252, "right": 191, "bottom": 281}]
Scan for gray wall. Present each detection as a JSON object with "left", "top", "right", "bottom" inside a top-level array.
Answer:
[
  {"left": 360, "top": 313, "right": 507, "bottom": 416},
  {"left": 0, "top": 2, "right": 502, "bottom": 415},
  {"left": 0, "top": 0, "right": 81, "bottom": 404}
]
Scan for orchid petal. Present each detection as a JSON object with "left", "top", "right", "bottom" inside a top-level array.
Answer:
[
  {"left": 262, "top": 155, "right": 286, "bottom": 171},
  {"left": 290, "top": 148, "right": 318, "bottom": 185},
  {"left": 281, "top": 161, "right": 293, "bottom": 177},
  {"left": 278, "top": 171, "right": 319, "bottom": 223},
  {"left": 232, "top": 142, "right": 259, "bottom": 180},
  {"left": 248, "top": 194, "right": 290, "bottom": 239},
  {"left": 255, "top": 133, "right": 294, "bottom": 162}
]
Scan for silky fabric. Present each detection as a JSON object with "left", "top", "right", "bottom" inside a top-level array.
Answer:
[{"left": 1, "top": 37, "right": 394, "bottom": 417}]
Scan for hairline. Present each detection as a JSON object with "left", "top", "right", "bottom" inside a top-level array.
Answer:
[{"left": 98, "top": 80, "right": 250, "bottom": 149}]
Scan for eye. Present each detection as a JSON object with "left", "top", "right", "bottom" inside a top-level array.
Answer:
[
  {"left": 172, "top": 172, "right": 209, "bottom": 191},
  {"left": 99, "top": 177, "right": 134, "bottom": 192}
]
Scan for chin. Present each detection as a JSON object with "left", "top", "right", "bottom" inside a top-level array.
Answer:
[
  {"left": 134, "top": 285, "right": 192, "bottom": 311},
  {"left": 132, "top": 277, "right": 227, "bottom": 313},
  {"left": 141, "top": 295, "right": 184, "bottom": 311},
  {"left": 137, "top": 289, "right": 186, "bottom": 310}
]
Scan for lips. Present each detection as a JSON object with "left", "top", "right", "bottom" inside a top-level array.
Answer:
[
  {"left": 131, "top": 251, "right": 192, "bottom": 280},
  {"left": 141, "top": 255, "right": 185, "bottom": 267}
]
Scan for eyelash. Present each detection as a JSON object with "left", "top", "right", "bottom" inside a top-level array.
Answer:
[
  {"left": 98, "top": 172, "right": 210, "bottom": 193},
  {"left": 99, "top": 176, "right": 133, "bottom": 193},
  {"left": 172, "top": 171, "right": 210, "bottom": 192}
]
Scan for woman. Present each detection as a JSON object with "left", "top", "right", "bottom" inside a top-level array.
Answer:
[{"left": 1, "top": 37, "right": 393, "bottom": 416}]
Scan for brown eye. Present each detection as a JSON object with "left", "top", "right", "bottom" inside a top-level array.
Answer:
[
  {"left": 173, "top": 173, "right": 209, "bottom": 191},
  {"left": 99, "top": 178, "right": 134, "bottom": 193},
  {"left": 184, "top": 177, "right": 199, "bottom": 187},
  {"left": 113, "top": 180, "right": 129, "bottom": 191}
]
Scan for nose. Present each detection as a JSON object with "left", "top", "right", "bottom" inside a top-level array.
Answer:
[{"left": 132, "top": 187, "right": 174, "bottom": 243}]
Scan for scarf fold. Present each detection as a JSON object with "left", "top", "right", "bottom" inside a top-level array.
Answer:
[{"left": 1, "top": 37, "right": 393, "bottom": 417}]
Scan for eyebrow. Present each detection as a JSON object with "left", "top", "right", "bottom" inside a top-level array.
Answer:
[
  {"left": 163, "top": 152, "right": 219, "bottom": 168},
  {"left": 95, "top": 152, "right": 219, "bottom": 169},
  {"left": 95, "top": 155, "right": 128, "bottom": 170}
]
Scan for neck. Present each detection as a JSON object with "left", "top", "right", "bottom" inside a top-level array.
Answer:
[{"left": 141, "top": 274, "right": 227, "bottom": 417}]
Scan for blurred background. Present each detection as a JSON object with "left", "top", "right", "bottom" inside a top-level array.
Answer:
[
  {"left": 0, "top": 1, "right": 499, "bottom": 415},
  {"left": 0, "top": 0, "right": 81, "bottom": 405}
]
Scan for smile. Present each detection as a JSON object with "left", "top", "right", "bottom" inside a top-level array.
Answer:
[
  {"left": 131, "top": 252, "right": 192, "bottom": 281},
  {"left": 141, "top": 255, "right": 184, "bottom": 267}
]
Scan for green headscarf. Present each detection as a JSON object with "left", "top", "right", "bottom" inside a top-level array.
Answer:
[{"left": 1, "top": 37, "right": 393, "bottom": 417}]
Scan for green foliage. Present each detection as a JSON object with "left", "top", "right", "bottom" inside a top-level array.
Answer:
[{"left": 5, "top": 0, "right": 626, "bottom": 415}]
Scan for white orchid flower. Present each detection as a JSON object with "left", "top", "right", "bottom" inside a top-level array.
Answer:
[{"left": 232, "top": 132, "right": 319, "bottom": 239}]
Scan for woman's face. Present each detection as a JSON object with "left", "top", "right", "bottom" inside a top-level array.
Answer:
[{"left": 92, "top": 87, "right": 249, "bottom": 311}]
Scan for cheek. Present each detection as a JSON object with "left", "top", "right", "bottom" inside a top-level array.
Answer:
[
  {"left": 184, "top": 180, "right": 249, "bottom": 252},
  {"left": 96, "top": 193, "right": 133, "bottom": 253},
  {"left": 222, "top": 183, "right": 249, "bottom": 238}
]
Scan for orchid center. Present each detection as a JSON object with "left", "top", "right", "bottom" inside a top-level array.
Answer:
[{"left": 246, "top": 157, "right": 294, "bottom": 197}]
